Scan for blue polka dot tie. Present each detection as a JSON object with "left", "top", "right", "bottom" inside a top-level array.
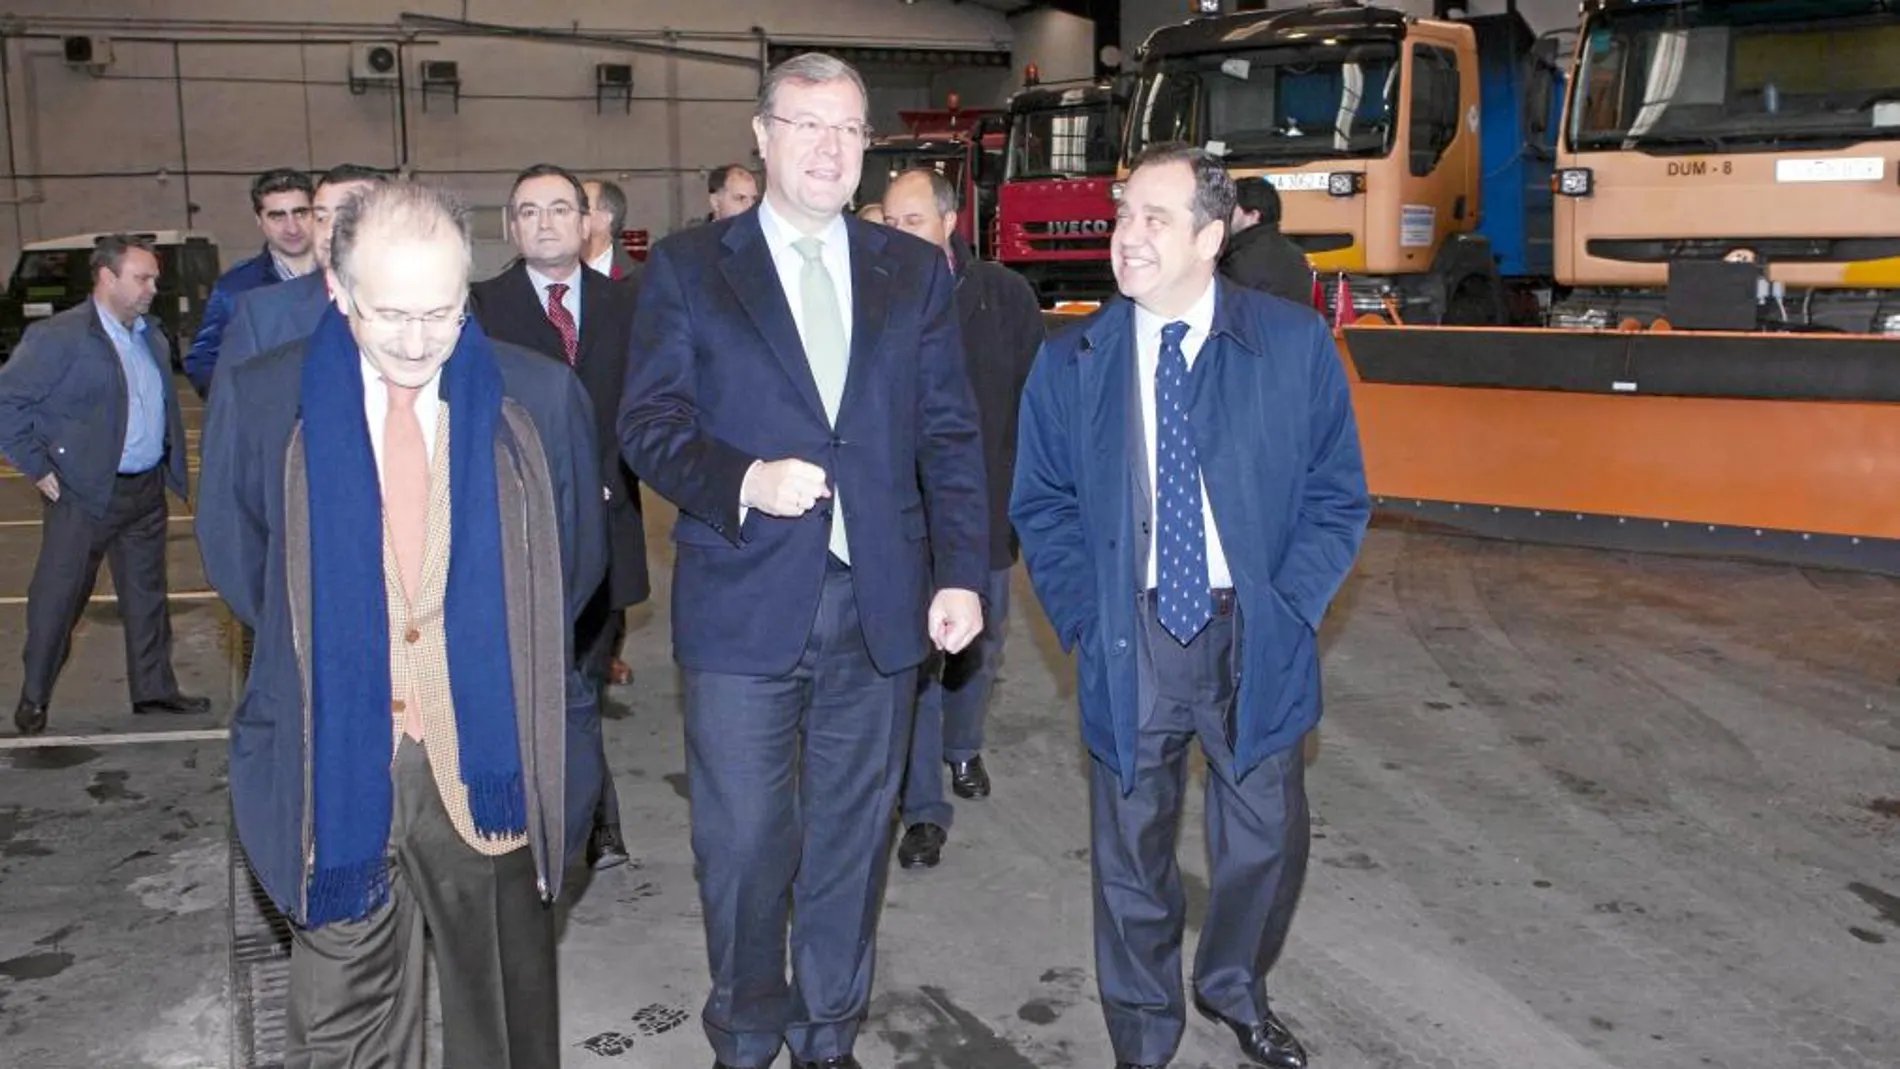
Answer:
[{"left": 1155, "top": 320, "right": 1212, "bottom": 645}]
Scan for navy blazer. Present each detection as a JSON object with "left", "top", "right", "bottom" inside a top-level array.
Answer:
[
  {"left": 0, "top": 299, "right": 189, "bottom": 520},
  {"left": 471, "top": 262, "right": 650, "bottom": 608},
  {"left": 185, "top": 244, "right": 286, "bottom": 397},
  {"left": 1010, "top": 281, "right": 1370, "bottom": 788},
  {"left": 208, "top": 271, "right": 332, "bottom": 398},
  {"left": 619, "top": 208, "right": 989, "bottom": 676}
]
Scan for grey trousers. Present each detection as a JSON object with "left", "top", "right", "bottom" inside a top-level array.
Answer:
[
  {"left": 286, "top": 738, "right": 559, "bottom": 1069},
  {"left": 1090, "top": 595, "right": 1312, "bottom": 1066}
]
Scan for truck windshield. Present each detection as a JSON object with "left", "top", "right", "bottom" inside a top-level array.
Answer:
[
  {"left": 1127, "top": 42, "right": 1400, "bottom": 167},
  {"left": 857, "top": 146, "right": 964, "bottom": 209},
  {"left": 1570, "top": 1, "right": 1900, "bottom": 152},
  {"left": 1007, "top": 102, "right": 1122, "bottom": 181}
]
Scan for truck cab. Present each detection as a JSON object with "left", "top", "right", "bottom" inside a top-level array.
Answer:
[
  {"left": 994, "top": 80, "right": 1125, "bottom": 303},
  {"left": 1123, "top": 2, "right": 1558, "bottom": 324}
]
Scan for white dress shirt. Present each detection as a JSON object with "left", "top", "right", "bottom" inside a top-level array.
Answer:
[
  {"left": 756, "top": 195, "right": 853, "bottom": 352},
  {"left": 587, "top": 247, "right": 615, "bottom": 278},
  {"left": 525, "top": 263, "right": 583, "bottom": 337},
  {"left": 362, "top": 355, "right": 442, "bottom": 490},
  {"left": 1135, "top": 278, "right": 1232, "bottom": 590}
]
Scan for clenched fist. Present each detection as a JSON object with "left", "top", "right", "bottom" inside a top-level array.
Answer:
[{"left": 741, "top": 458, "right": 832, "bottom": 518}]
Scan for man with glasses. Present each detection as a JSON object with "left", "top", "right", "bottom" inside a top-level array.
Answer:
[
  {"left": 198, "top": 179, "right": 605, "bottom": 1067},
  {"left": 472, "top": 163, "right": 648, "bottom": 872},
  {"left": 621, "top": 51, "right": 988, "bottom": 1069},
  {"left": 184, "top": 167, "right": 315, "bottom": 397}
]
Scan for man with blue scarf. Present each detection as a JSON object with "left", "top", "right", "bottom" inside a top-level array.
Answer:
[{"left": 197, "top": 180, "right": 606, "bottom": 1067}]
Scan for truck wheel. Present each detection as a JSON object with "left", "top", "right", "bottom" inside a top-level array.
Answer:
[{"left": 1443, "top": 275, "right": 1501, "bottom": 326}]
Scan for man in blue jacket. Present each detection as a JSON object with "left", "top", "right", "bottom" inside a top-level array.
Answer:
[
  {"left": 183, "top": 167, "right": 316, "bottom": 396},
  {"left": 1011, "top": 144, "right": 1369, "bottom": 1069}
]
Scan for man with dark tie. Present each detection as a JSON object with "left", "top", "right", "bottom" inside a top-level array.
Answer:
[
  {"left": 620, "top": 52, "right": 988, "bottom": 1069},
  {"left": 471, "top": 162, "right": 647, "bottom": 871},
  {"left": 197, "top": 180, "right": 605, "bottom": 1067},
  {"left": 1011, "top": 144, "right": 1370, "bottom": 1069},
  {"left": 208, "top": 164, "right": 389, "bottom": 394},
  {"left": 0, "top": 234, "right": 208, "bottom": 736}
]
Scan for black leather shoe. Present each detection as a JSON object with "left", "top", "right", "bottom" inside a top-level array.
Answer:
[
  {"left": 949, "top": 755, "right": 990, "bottom": 799},
  {"left": 14, "top": 698, "right": 47, "bottom": 736},
  {"left": 132, "top": 694, "right": 211, "bottom": 717},
  {"left": 1194, "top": 997, "right": 1307, "bottom": 1069},
  {"left": 897, "top": 823, "right": 946, "bottom": 869},
  {"left": 793, "top": 1058, "right": 862, "bottom": 1069},
  {"left": 587, "top": 823, "right": 630, "bottom": 870}
]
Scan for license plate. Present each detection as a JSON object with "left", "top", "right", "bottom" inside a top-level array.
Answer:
[
  {"left": 1266, "top": 172, "right": 1330, "bottom": 192},
  {"left": 1775, "top": 157, "right": 1883, "bottom": 183}
]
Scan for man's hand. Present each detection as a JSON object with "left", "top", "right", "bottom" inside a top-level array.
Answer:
[
  {"left": 928, "top": 588, "right": 983, "bottom": 654},
  {"left": 34, "top": 472, "right": 59, "bottom": 502},
  {"left": 740, "top": 459, "right": 832, "bottom": 518}
]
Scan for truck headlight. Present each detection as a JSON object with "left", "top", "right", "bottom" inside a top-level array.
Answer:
[
  {"left": 1326, "top": 171, "right": 1364, "bottom": 197},
  {"left": 1109, "top": 181, "right": 1125, "bottom": 202},
  {"left": 1554, "top": 168, "right": 1594, "bottom": 197}
]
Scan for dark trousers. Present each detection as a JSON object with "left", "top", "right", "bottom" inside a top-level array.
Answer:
[
  {"left": 21, "top": 469, "right": 179, "bottom": 707},
  {"left": 1091, "top": 594, "right": 1311, "bottom": 1066},
  {"left": 286, "top": 738, "right": 558, "bottom": 1069},
  {"left": 576, "top": 581, "right": 626, "bottom": 829},
  {"left": 901, "top": 564, "right": 1012, "bottom": 828},
  {"left": 683, "top": 566, "right": 917, "bottom": 1067}
]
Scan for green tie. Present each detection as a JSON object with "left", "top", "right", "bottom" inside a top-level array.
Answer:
[{"left": 792, "top": 235, "right": 850, "bottom": 564}]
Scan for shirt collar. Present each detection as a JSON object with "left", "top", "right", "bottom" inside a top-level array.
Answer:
[
  {"left": 525, "top": 262, "right": 581, "bottom": 298},
  {"left": 1133, "top": 276, "right": 1217, "bottom": 345},
  {"left": 94, "top": 299, "right": 145, "bottom": 341},
  {"left": 757, "top": 195, "right": 848, "bottom": 261},
  {"left": 586, "top": 247, "right": 614, "bottom": 276}
]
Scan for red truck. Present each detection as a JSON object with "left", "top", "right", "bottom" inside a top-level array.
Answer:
[
  {"left": 992, "top": 79, "right": 1125, "bottom": 303},
  {"left": 855, "top": 102, "right": 1004, "bottom": 253}
]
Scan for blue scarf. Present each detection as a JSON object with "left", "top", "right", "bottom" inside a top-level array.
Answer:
[{"left": 299, "top": 306, "right": 526, "bottom": 927}]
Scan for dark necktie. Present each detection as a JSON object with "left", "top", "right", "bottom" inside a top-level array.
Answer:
[
  {"left": 1155, "top": 320, "right": 1212, "bottom": 644},
  {"left": 545, "top": 282, "right": 578, "bottom": 366}
]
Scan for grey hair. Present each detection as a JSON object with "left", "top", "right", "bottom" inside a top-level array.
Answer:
[
  {"left": 328, "top": 180, "right": 472, "bottom": 289},
  {"left": 1129, "top": 142, "right": 1237, "bottom": 235},
  {"left": 895, "top": 167, "right": 959, "bottom": 217},
  {"left": 756, "top": 52, "right": 868, "bottom": 122}
]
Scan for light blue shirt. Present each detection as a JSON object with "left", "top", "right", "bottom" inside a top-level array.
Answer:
[{"left": 96, "top": 302, "right": 166, "bottom": 473}]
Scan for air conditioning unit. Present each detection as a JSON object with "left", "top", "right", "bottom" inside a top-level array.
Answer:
[
  {"left": 62, "top": 36, "right": 114, "bottom": 70},
  {"left": 596, "top": 63, "right": 633, "bottom": 88},
  {"left": 350, "top": 42, "right": 401, "bottom": 86},
  {"left": 420, "top": 60, "right": 459, "bottom": 85}
]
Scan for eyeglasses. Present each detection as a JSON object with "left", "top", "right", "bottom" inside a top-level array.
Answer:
[
  {"left": 345, "top": 289, "right": 468, "bottom": 334},
  {"left": 512, "top": 203, "right": 580, "bottom": 226},
  {"left": 766, "top": 114, "right": 873, "bottom": 147}
]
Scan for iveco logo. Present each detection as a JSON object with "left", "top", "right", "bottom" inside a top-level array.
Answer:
[{"left": 1049, "top": 220, "right": 1111, "bottom": 235}]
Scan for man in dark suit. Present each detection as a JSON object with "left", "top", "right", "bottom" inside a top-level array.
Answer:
[
  {"left": 620, "top": 52, "right": 988, "bottom": 1069},
  {"left": 880, "top": 167, "right": 1045, "bottom": 870},
  {"left": 1011, "top": 145, "right": 1369, "bottom": 1069},
  {"left": 210, "top": 164, "right": 390, "bottom": 395},
  {"left": 581, "top": 178, "right": 642, "bottom": 286},
  {"left": 471, "top": 162, "right": 648, "bottom": 871},
  {"left": 0, "top": 234, "right": 209, "bottom": 736}
]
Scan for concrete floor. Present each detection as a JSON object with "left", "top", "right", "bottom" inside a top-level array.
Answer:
[{"left": 1, "top": 380, "right": 1897, "bottom": 1069}]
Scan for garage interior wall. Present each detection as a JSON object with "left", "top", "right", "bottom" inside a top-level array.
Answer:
[{"left": 0, "top": 0, "right": 1074, "bottom": 277}]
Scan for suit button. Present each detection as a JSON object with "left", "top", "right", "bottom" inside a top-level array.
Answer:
[
  {"left": 404, "top": 627, "right": 420, "bottom": 644},
  {"left": 820, "top": 508, "right": 832, "bottom": 520},
  {"left": 1115, "top": 638, "right": 1129, "bottom": 651},
  {"left": 830, "top": 436, "right": 845, "bottom": 447},
  {"left": 391, "top": 699, "right": 406, "bottom": 713}
]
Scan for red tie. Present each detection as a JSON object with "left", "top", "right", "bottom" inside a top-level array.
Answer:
[{"left": 545, "top": 282, "right": 578, "bottom": 365}]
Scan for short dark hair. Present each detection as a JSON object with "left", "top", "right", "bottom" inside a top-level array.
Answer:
[
  {"left": 250, "top": 168, "right": 314, "bottom": 213},
  {"left": 1128, "top": 142, "right": 1237, "bottom": 234},
  {"left": 509, "top": 163, "right": 589, "bottom": 213},
  {"left": 1234, "top": 178, "right": 1283, "bottom": 227},
  {"left": 708, "top": 164, "right": 753, "bottom": 196},
  {"left": 90, "top": 233, "right": 157, "bottom": 279},
  {"left": 895, "top": 167, "right": 958, "bottom": 216},
  {"left": 591, "top": 179, "right": 628, "bottom": 234},
  {"left": 316, "top": 163, "right": 390, "bottom": 192}
]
